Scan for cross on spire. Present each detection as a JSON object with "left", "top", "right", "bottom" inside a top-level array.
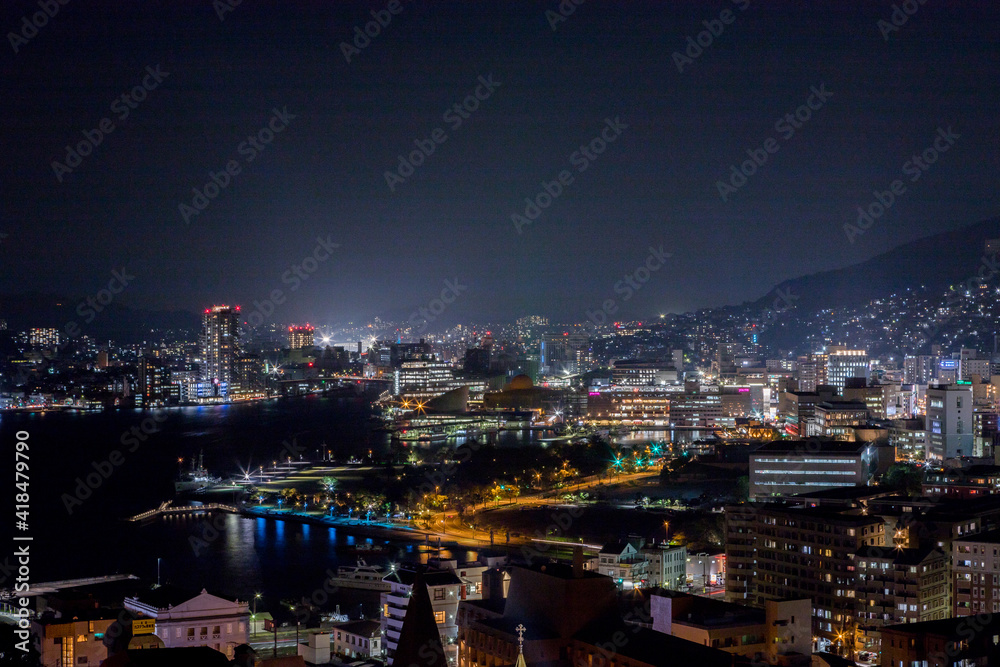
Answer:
[{"left": 516, "top": 624, "right": 526, "bottom": 653}]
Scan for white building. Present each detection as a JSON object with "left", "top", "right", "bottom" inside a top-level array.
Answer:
[
  {"left": 585, "top": 540, "right": 648, "bottom": 589},
  {"left": 640, "top": 542, "right": 688, "bottom": 590},
  {"left": 332, "top": 619, "right": 381, "bottom": 660},
  {"left": 825, "top": 346, "right": 868, "bottom": 391},
  {"left": 962, "top": 357, "right": 992, "bottom": 382},
  {"left": 926, "top": 383, "right": 974, "bottom": 460},
  {"left": 610, "top": 361, "right": 679, "bottom": 386},
  {"left": 123, "top": 587, "right": 249, "bottom": 660},
  {"left": 381, "top": 567, "right": 462, "bottom": 665},
  {"left": 425, "top": 555, "right": 506, "bottom": 600}
]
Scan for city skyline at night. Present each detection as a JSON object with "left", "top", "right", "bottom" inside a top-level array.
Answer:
[{"left": 7, "top": 3, "right": 1000, "bottom": 666}]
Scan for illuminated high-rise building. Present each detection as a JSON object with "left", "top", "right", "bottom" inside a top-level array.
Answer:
[
  {"left": 288, "top": 325, "right": 315, "bottom": 349},
  {"left": 825, "top": 346, "right": 868, "bottom": 391},
  {"left": 138, "top": 355, "right": 176, "bottom": 406},
  {"left": 200, "top": 305, "right": 241, "bottom": 386},
  {"left": 926, "top": 383, "right": 974, "bottom": 460},
  {"left": 234, "top": 353, "right": 265, "bottom": 395},
  {"left": 29, "top": 327, "right": 59, "bottom": 347}
]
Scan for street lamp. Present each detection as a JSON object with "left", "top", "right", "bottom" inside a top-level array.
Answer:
[{"left": 252, "top": 593, "right": 262, "bottom": 637}]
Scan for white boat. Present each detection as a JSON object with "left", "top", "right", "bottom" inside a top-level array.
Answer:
[
  {"left": 330, "top": 559, "right": 390, "bottom": 591},
  {"left": 417, "top": 432, "right": 447, "bottom": 446}
]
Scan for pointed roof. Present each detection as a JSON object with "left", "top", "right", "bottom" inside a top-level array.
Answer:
[
  {"left": 391, "top": 569, "right": 448, "bottom": 667},
  {"left": 514, "top": 623, "right": 527, "bottom": 667}
]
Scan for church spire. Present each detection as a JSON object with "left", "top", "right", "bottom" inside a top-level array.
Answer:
[{"left": 515, "top": 624, "right": 527, "bottom": 667}]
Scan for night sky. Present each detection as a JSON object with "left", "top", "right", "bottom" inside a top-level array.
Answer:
[{"left": 3, "top": 1, "right": 999, "bottom": 326}]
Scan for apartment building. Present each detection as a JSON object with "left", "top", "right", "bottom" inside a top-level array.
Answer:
[
  {"left": 952, "top": 528, "right": 1000, "bottom": 616},
  {"left": 725, "top": 504, "right": 885, "bottom": 650},
  {"left": 853, "top": 545, "right": 950, "bottom": 655},
  {"left": 382, "top": 566, "right": 462, "bottom": 665}
]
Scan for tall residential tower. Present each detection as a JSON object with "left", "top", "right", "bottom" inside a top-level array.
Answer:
[{"left": 201, "top": 305, "right": 241, "bottom": 389}]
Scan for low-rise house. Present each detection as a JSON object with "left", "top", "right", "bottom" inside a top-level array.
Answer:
[
  {"left": 586, "top": 540, "right": 648, "bottom": 589},
  {"left": 640, "top": 542, "right": 687, "bottom": 590},
  {"left": 332, "top": 620, "right": 382, "bottom": 660},
  {"left": 648, "top": 590, "right": 811, "bottom": 665},
  {"left": 881, "top": 616, "right": 1000, "bottom": 667},
  {"left": 32, "top": 610, "right": 119, "bottom": 667}
]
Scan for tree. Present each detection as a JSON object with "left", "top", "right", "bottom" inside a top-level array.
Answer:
[
  {"left": 881, "top": 463, "right": 923, "bottom": 497},
  {"left": 735, "top": 476, "right": 749, "bottom": 502},
  {"left": 320, "top": 476, "right": 338, "bottom": 501}
]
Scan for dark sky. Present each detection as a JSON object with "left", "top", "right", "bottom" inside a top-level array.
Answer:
[{"left": 3, "top": 0, "right": 999, "bottom": 326}]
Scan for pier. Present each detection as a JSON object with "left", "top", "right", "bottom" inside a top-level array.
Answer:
[
  {"left": 126, "top": 501, "right": 239, "bottom": 522},
  {"left": 1, "top": 573, "right": 138, "bottom": 600}
]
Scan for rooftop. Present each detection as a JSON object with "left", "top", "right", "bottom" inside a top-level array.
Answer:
[
  {"left": 475, "top": 616, "right": 561, "bottom": 640},
  {"left": 758, "top": 505, "right": 883, "bottom": 526},
  {"left": 34, "top": 607, "right": 132, "bottom": 625},
  {"left": 461, "top": 597, "right": 507, "bottom": 615},
  {"left": 955, "top": 528, "right": 1000, "bottom": 545},
  {"left": 752, "top": 440, "right": 869, "bottom": 455},
  {"left": 574, "top": 623, "right": 735, "bottom": 667},
  {"left": 513, "top": 562, "right": 608, "bottom": 581},
  {"left": 648, "top": 589, "right": 764, "bottom": 628},
  {"left": 334, "top": 619, "right": 381, "bottom": 638},
  {"left": 882, "top": 615, "right": 1000, "bottom": 636},
  {"left": 854, "top": 545, "right": 942, "bottom": 566},
  {"left": 793, "top": 486, "right": 894, "bottom": 501},
  {"left": 125, "top": 585, "right": 204, "bottom": 610},
  {"left": 599, "top": 540, "right": 638, "bottom": 555},
  {"left": 385, "top": 567, "right": 463, "bottom": 587},
  {"left": 100, "top": 646, "right": 230, "bottom": 667}
]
